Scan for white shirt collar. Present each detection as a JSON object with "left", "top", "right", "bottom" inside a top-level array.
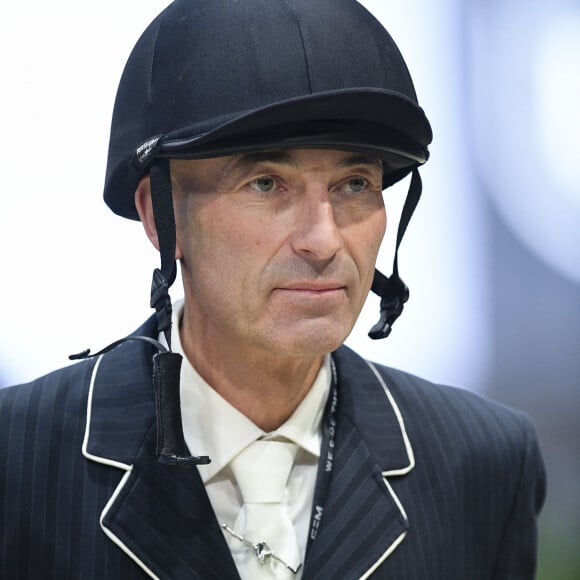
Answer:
[{"left": 167, "top": 299, "right": 331, "bottom": 483}]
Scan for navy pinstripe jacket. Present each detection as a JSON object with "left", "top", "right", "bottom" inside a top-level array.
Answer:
[{"left": 0, "top": 316, "right": 545, "bottom": 579}]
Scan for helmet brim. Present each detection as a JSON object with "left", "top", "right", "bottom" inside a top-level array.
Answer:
[
  {"left": 109, "top": 88, "right": 432, "bottom": 220},
  {"left": 159, "top": 88, "right": 431, "bottom": 156}
]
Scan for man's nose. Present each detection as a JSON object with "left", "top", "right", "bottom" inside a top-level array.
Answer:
[{"left": 290, "top": 187, "right": 342, "bottom": 262}]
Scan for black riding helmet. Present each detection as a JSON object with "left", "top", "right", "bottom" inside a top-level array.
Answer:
[{"left": 104, "top": 0, "right": 432, "bottom": 346}]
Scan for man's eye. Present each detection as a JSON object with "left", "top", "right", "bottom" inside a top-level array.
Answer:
[
  {"left": 249, "top": 176, "right": 277, "bottom": 192},
  {"left": 343, "top": 177, "right": 369, "bottom": 193}
]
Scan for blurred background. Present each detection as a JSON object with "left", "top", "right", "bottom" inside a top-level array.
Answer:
[{"left": 1, "top": 0, "right": 578, "bottom": 576}]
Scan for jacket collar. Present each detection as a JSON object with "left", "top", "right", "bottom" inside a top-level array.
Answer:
[
  {"left": 84, "top": 322, "right": 414, "bottom": 473},
  {"left": 83, "top": 315, "right": 158, "bottom": 467},
  {"left": 333, "top": 345, "right": 414, "bottom": 475}
]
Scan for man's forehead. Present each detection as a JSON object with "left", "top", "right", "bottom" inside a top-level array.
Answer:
[
  {"left": 172, "top": 148, "right": 383, "bottom": 177},
  {"left": 229, "top": 149, "right": 383, "bottom": 169}
]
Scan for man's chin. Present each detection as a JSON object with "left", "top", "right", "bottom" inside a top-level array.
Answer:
[{"left": 267, "top": 318, "right": 353, "bottom": 358}]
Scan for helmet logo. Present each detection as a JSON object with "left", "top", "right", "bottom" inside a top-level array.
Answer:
[{"left": 134, "top": 135, "right": 163, "bottom": 168}]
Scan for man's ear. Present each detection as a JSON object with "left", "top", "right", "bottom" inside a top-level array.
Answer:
[
  {"left": 134, "top": 176, "right": 183, "bottom": 259},
  {"left": 135, "top": 176, "right": 160, "bottom": 251}
]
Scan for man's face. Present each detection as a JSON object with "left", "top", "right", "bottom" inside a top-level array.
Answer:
[{"left": 171, "top": 148, "right": 386, "bottom": 359}]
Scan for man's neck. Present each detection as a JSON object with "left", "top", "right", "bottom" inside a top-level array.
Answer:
[{"left": 179, "top": 324, "right": 324, "bottom": 432}]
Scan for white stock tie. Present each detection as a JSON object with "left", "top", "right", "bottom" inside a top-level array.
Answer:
[{"left": 226, "top": 440, "right": 301, "bottom": 578}]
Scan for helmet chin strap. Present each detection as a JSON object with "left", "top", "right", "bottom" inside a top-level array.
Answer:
[
  {"left": 148, "top": 158, "right": 210, "bottom": 466},
  {"left": 149, "top": 158, "right": 178, "bottom": 350},
  {"left": 369, "top": 169, "right": 422, "bottom": 339}
]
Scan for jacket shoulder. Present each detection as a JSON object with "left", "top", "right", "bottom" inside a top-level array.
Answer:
[
  {"left": 0, "top": 359, "right": 97, "bottom": 418},
  {"left": 372, "top": 361, "right": 534, "bottom": 437},
  {"left": 0, "top": 315, "right": 158, "bottom": 430},
  {"left": 0, "top": 315, "right": 158, "bottom": 461},
  {"left": 0, "top": 359, "right": 100, "bottom": 517},
  {"left": 336, "top": 345, "right": 534, "bottom": 437},
  {"left": 369, "top": 360, "right": 545, "bottom": 500}
]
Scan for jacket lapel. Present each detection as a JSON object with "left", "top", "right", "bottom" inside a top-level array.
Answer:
[
  {"left": 83, "top": 317, "right": 239, "bottom": 579},
  {"left": 302, "top": 346, "right": 414, "bottom": 579},
  {"left": 100, "top": 424, "right": 239, "bottom": 579}
]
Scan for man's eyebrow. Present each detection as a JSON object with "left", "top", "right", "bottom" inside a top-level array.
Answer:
[
  {"left": 225, "top": 151, "right": 298, "bottom": 177},
  {"left": 339, "top": 154, "right": 383, "bottom": 172}
]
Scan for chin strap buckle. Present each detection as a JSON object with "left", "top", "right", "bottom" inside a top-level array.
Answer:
[
  {"left": 153, "top": 351, "right": 211, "bottom": 466},
  {"left": 368, "top": 168, "right": 422, "bottom": 339},
  {"left": 368, "top": 273, "right": 409, "bottom": 340},
  {"left": 150, "top": 268, "right": 173, "bottom": 347}
]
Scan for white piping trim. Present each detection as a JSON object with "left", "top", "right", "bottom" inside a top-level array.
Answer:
[
  {"left": 359, "top": 531, "right": 407, "bottom": 580},
  {"left": 358, "top": 360, "right": 415, "bottom": 578},
  {"left": 81, "top": 354, "right": 132, "bottom": 470},
  {"left": 365, "top": 360, "right": 415, "bottom": 476},
  {"left": 382, "top": 476, "right": 408, "bottom": 522},
  {"left": 359, "top": 477, "right": 409, "bottom": 578},
  {"left": 81, "top": 354, "right": 159, "bottom": 579},
  {"left": 99, "top": 470, "right": 160, "bottom": 580}
]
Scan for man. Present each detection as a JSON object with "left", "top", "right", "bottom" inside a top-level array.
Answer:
[{"left": 0, "top": 1, "right": 545, "bottom": 579}]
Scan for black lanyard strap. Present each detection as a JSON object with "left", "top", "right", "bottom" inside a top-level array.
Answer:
[{"left": 306, "top": 358, "right": 339, "bottom": 555}]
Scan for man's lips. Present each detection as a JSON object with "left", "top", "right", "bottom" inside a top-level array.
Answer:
[{"left": 274, "top": 282, "right": 346, "bottom": 296}]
